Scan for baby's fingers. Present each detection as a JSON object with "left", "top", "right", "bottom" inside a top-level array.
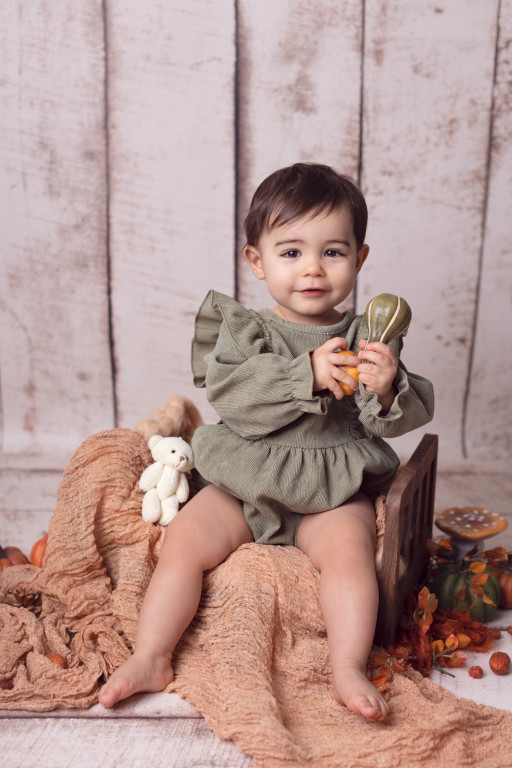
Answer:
[
  {"left": 332, "top": 366, "right": 359, "bottom": 397},
  {"left": 358, "top": 341, "right": 396, "bottom": 367},
  {"left": 329, "top": 380, "right": 346, "bottom": 400},
  {"left": 324, "top": 336, "right": 348, "bottom": 354}
]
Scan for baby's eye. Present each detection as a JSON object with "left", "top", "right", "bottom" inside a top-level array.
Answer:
[
  {"left": 325, "top": 249, "right": 344, "bottom": 258},
  {"left": 282, "top": 249, "right": 300, "bottom": 258}
]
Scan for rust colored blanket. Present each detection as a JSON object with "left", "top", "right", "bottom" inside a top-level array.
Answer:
[{"left": 1, "top": 428, "right": 511, "bottom": 767}]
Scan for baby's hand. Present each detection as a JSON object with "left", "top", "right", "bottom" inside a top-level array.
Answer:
[
  {"left": 357, "top": 340, "right": 398, "bottom": 411},
  {"left": 311, "top": 338, "right": 359, "bottom": 400}
]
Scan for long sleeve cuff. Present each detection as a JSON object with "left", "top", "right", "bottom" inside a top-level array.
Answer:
[
  {"left": 355, "top": 366, "right": 409, "bottom": 434},
  {"left": 289, "top": 352, "right": 331, "bottom": 415}
]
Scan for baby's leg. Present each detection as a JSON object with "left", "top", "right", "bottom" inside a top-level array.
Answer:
[
  {"left": 99, "top": 485, "right": 253, "bottom": 707},
  {"left": 296, "top": 493, "right": 388, "bottom": 721}
]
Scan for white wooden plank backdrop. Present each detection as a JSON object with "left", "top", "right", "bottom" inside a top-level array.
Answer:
[
  {"left": 359, "top": 0, "right": 504, "bottom": 465},
  {"left": 465, "top": 0, "right": 512, "bottom": 466},
  {"left": 107, "top": 0, "right": 236, "bottom": 428},
  {"left": 0, "top": 2, "right": 114, "bottom": 468},
  {"left": 236, "top": 0, "right": 363, "bottom": 311},
  {"left": 1, "top": 0, "right": 511, "bottom": 512}
]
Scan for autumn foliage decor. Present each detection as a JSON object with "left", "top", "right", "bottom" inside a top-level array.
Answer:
[
  {"left": 368, "top": 539, "right": 502, "bottom": 692},
  {"left": 479, "top": 547, "right": 512, "bottom": 610},
  {"left": 368, "top": 585, "right": 501, "bottom": 691}
]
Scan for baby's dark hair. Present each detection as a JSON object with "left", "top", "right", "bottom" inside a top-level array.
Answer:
[{"left": 244, "top": 163, "right": 368, "bottom": 249}]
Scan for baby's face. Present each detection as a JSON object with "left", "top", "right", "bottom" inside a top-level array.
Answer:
[{"left": 246, "top": 207, "right": 368, "bottom": 326}]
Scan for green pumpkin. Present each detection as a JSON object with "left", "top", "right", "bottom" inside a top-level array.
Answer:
[
  {"left": 430, "top": 563, "right": 500, "bottom": 623},
  {"left": 364, "top": 293, "right": 412, "bottom": 346}
]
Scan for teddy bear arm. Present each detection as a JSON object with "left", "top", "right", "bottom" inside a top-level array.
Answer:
[
  {"left": 175, "top": 473, "right": 190, "bottom": 504},
  {"left": 139, "top": 462, "right": 164, "bottom": 491},
  {"left": 156, "top": 466, "right": 179, "bottom": 500}
]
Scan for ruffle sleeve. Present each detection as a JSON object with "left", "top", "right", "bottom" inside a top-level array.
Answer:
[
  {"left": 191, "top": 291, "right": 331, "bottom": 439},
  {"left": 191, "top": 290, "right": 272, "bottom": 388}
]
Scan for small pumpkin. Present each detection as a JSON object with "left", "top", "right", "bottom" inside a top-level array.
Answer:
[
  {"left": 430, "top": 561, "right": 500, "bottom": 623},
  {"left": 30, "top": 533, "right": 49, "bottom": 568},
  {"left": 495, "top": 553, "right": 512, "bottom": 610},
  {"left": 0, "top": 545, "right": 29, "bottom": 571},
  {"left": 468, "top": 665, "right": 483, "bottom": 679},
  {"left": 336, "top": 349, "right": 359, "bottom": 396}
]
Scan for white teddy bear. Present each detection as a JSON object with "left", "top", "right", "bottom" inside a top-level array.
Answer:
[{"left": 139, "top": 435, "right": 194, "bottom": 525}]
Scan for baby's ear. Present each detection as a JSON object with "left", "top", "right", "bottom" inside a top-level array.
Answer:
[
  {"left": 356, "top": 244, "right": 369, "bottom": 274},
  {"left": 245, "top": 245, "right": 265, "bottom": 280}
]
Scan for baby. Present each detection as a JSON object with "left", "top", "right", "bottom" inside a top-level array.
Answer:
[{"left": 99, "top": 163, "right": 434, "bottom": 721}]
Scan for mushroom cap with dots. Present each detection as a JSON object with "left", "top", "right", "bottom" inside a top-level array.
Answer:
[{"left": 435, "top": 506, "right": 507, "bottom": 540}]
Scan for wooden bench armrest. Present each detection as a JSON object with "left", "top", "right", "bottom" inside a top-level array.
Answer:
[{"left": 375, "top": 433, "right": 438, "bottom": 647}]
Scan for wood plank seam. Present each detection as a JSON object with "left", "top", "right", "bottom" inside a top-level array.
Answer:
[
  {"left": 460, "top": 0, "right": 502, "bottom": 459},
  {"left": 102, "top": 0, "right": 118, "bottom": 428}
]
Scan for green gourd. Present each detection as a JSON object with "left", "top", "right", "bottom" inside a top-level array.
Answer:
[
  {"left": 429, "top": 563, "right": 500, "bottom": 623},
  {"left": 364, "top": 293, "right": 412, "bottom": 350}
]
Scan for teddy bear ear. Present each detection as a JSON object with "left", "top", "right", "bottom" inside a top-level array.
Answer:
[{"left": 148, "top": 434, "right": 163, "bottom": 450}]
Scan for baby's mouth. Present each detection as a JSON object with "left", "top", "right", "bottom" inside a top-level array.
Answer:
[{"left": 300, "top": 288, "right": 326, "bottom": 296}]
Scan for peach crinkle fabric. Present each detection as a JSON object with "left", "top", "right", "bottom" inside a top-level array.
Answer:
[{"left": 0, "top": 425, "right": 510, "bottom": 767}]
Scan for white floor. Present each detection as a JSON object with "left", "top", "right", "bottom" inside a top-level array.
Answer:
[
  {"left": 1, "top": 468, "right": 511, "bottom": 767},
  {"left": 429, "top": 613, "right": 512, "bottom": 710},
  {"left": 429, "top": 472, "right": 512, "bottom": 712}
]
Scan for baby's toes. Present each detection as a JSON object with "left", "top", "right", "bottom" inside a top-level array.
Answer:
[
  {"left": 368, "top": 694, "right": 389, "bottom": 721},
  {"left": 99, "top": 677, "right": 134, "bottom": 708}
]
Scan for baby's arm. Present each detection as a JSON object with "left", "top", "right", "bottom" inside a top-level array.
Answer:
[
  {"left": 353, "top": 335, "right": 434, "bottom": 437},
  {"left": 205, "top": 344, "right": 330, "bottom": 440}
]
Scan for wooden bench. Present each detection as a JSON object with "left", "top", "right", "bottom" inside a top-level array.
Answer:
[{"left": 375, "top": 434, "right": 438, "bottom": 647}]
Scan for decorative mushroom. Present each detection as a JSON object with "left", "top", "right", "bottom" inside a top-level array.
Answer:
[{"left": 435, "top": 506, "right": 508, "bottom": 557}]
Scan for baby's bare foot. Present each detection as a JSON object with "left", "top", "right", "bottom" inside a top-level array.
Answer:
[
  {"left": 99, "top": 651, "right": 174, "bottom": 708},
  {"left": 332, "top": 662, "right": 389, "bottom": 721}
]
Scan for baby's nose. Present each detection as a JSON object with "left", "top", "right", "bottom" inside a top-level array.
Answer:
[{"left": 302, "top": 257, "right": 324, "bottom": 275}]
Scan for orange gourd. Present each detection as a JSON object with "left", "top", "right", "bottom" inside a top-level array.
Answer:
[
  {"left": 496, "top": 554, "right": 512, "bottom": 610},
  {"left": 30, "top": 533, "right": 49, "bottom": 568},
  {"left": 336, "top": 349, "right": 359, "bottom": 396},
  {"left": 0, "top": 545, "right": 29, "bottom": 570}
]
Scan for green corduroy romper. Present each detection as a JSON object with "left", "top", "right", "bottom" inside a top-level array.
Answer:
[{"left": 191, "top": 291, "right": 434, "bottom": 546}]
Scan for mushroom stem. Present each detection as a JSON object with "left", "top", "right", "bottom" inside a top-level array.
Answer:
[{"left": 450, "top": 536, "right": 484, "bottom": 559}]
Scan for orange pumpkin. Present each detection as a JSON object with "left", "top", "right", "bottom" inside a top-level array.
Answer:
[
  {"left": 0, "top": 545, "right": 29, "bottom": 570},
  {"left": 336, "top": 349, "right": 360, "bottom": 396},
  {"left": 496, "top": 554, "right": 512, "bottom": 610},
  {"left": 30, "top": 533, "right": 49, "bottom": 568}
]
